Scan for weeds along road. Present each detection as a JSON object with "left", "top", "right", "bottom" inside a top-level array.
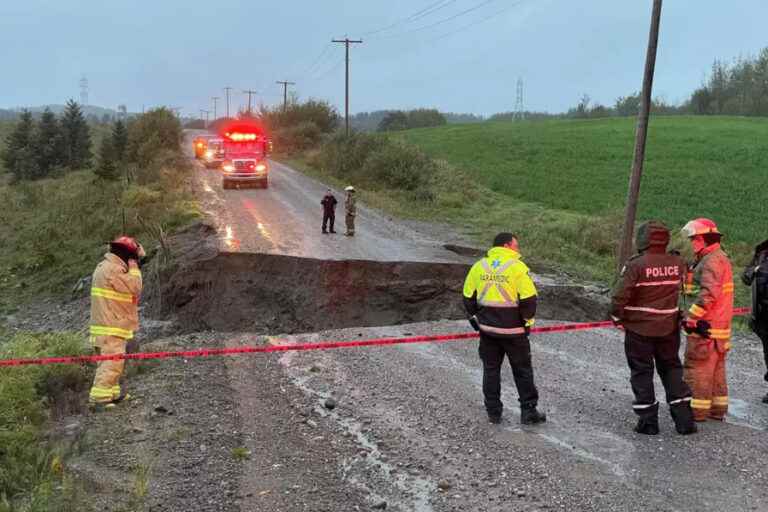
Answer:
[{"left": 181, "top": 137, "right": 768, "bottom": 511}]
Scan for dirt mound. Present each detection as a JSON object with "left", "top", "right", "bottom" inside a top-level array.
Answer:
[{"left": 143, "top": 223, "right": 608, "bottom": 334}]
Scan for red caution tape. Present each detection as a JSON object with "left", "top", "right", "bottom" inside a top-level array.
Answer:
[{"left": 0, "top": 308, "right": 752, "bottom": 367}]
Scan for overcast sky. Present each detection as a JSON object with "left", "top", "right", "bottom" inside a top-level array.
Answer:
[{"left": 2, "top": 1, "right": 767, "bottom": 116}]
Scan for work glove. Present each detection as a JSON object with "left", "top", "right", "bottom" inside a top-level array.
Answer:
[
  {"left": 468, "top": 316, "right": 480, "bottom": 332},
  {"left": 683, "top": 319, "right": 711, "bottom": 338},
  {"left": 524, "top": 318, "right": 535, "bottom": 336}
]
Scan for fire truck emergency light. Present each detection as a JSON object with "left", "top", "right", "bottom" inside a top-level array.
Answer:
[{"left": 225, "top": 132, "right": 258, "bottom": 142}]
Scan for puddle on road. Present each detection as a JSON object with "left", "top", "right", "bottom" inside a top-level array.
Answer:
[
  {"left": 276, "top": 340, "right": 436, "bottom": 512},
  {"left": 241, "top": 198, "right": 276, "bottom": 244},
  {"left": 222, "top": 225, "right": 241, "bottom": 251}
]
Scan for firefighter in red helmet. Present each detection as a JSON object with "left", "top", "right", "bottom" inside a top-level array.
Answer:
[
  {"left": 681, "top": 218, "right": 734, "bottom": 421},
  {"left": 88, "top": 236, "right": 145, "bottom": 411}
]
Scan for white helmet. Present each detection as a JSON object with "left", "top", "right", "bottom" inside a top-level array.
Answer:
[{"left": 345, "top": 185, "right": 355, "bottom": 192}]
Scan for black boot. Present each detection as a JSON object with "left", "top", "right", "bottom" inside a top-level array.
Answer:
[
  {"left": 670, "top": 402, "right": 697, "bottom": 435},
  {"left": 488, "top": 413, "right": 502, "bottom": 424},
  {"left": 521, "top": 406, "right": 546, "bottom": 425},
  {"left": 634, "top": 417, "right": 659, "bottom": 435}
]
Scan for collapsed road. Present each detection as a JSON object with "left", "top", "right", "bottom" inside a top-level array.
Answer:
[{"left": 61, "top": 139, "right": 768, "bottom": 512}]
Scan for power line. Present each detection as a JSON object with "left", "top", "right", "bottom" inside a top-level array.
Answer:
[
  {"left": 428, "top": 0, "right": 525, "bottom": 43},
  {"left": 361, "top": 0, "right": 457, "bottom": 36},
  {"left": 370, "top": 0, "right": 498, "bottom": 40},
  {"left": 313, "top": 57, "right": 345, "bottom": 81}
]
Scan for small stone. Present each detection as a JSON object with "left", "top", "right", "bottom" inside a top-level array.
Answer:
[
  {"left": 309, "top": 365, "right": 321, "bottom": 373},
  {"left": 437, "top": 480, "right": 452, "bottom": 491},
  {"left": 516, "top": 490, "right": 527, "bottom": 498},
  {"left": 371, "top": 500, "right": 387, "bottom": 510},
  {"left": 154, "top": 405, "right": 169, "bottom": 414},
  {"left": 324, "top": 398, "right": 337, "bottom": 410}
]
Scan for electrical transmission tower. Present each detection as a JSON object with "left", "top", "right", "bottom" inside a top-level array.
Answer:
[
  {"left": 514, "top": 78, "right": 524, "bottom": 121},
  {"left": 80, "top": 75, "right": 89, "bottom": 106}
]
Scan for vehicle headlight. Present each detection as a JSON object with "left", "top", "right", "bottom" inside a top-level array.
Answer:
[
  {"left": 223, "top": 164, "right": 234, "bottom": 173},
  {"left": 255, "top": 164, "right": 267, "bottom": 172},
  {"left": 205, "top": 150, "right": 214, "bottom": 158}
]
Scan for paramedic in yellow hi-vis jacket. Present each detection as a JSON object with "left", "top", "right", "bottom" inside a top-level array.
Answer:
[
  {"left": 463, "top": 233, "right": 546, "bottom": 425},
  {"left": 88, "top": 236, "right": 145, "bottom": 412}
]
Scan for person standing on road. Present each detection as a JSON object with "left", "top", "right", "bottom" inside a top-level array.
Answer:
[
  {"left": 742, "top": 239, "right": 768, "bottom": 403},
  {"left": 344, "top": 186, "right": 356, "bottom": 237},
  {"left": 611, "top": 221, "right": 696, "bottom": 435},
  {"left": 463, "top": 232, "right": 546, "bottom": 425},
  {"left": 321, "top": 189, "right": 338, "bottom": 234},
  {"left": 88, "top": 236, "right": 145, "bottom": 412},
  {"left": 681, "top": 218, "right": 734, "bottom": 422}
]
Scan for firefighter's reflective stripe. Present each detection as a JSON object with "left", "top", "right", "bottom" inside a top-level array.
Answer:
[
  {"left": 689, "top": 304, "right": 706, "bottom": 318},
  {"left": 712, "top": 396, "right": 729, "bottom": 406},
  {"left": 632, "top": 400, "right": 658, "bottom": 409},
  {"left": 624, "top": 306, "right": 678, "bottom": 315},
  {"left": 90, "top": 325, "right": 134, "bottom": 339},
  {"left": 89, "top": 386, "right": 115, "bottom": 401},
  {"left": 691, "top": 398, "right": 712, "bottom": 410},
  {"left": 477, "top": 324, "right": 526, "bottom": 336},
  {"left": 722, "top": 281, "right": 734, "bottom": 293},
  {"left": 91, "top": 287, "right": 134, "bottom": 303},
  {"left": 669, "top": 397, "right": 692, "bottom": 405},
  {"left": 635, "top": 280, "right": 681, "bottom": 287}
]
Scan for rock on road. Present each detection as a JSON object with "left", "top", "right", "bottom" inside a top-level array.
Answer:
[{"left": 185, "top": 137, "right": 768, "bottom": 511}]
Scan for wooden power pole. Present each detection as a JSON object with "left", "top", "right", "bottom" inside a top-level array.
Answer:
[
  {"left": 332, "top": 38, "right": 362, "bottom": 137},
  {"left": 276, "top": 80, "right": 296, "bottom": 111},
  {"left": 618, "top": 0, "right": 663, "bottom": 268},
  {"left": 243, "top": 89, "right": 258, "bottom": 115}
]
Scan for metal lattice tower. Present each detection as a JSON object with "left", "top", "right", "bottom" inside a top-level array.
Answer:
[
  {"left": 80, "top": 75, "right": 89, "bottom": 106},
  {"left": 514, "top": 77, "right": 524, "bottom": 120}
]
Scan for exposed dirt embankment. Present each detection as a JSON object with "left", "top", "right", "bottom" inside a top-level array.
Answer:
[{"left": 145, "top": 223, "right": 608, "bottom": 334}]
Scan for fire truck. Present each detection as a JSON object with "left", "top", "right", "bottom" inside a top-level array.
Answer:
[
  {"left": 192, "top": 134, "right": 215, "bottom": 159},
  {"left": 220, "top": 127, "right": 271, "bottom": 189},
  {"left": 203, "top": 137, "right": 226, "bottom": 169}
]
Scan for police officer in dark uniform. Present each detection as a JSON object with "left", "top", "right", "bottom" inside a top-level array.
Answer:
[
  {"left": 611, "top": 221, "right": 697, "bottom": 435},
  {"left": 742, "top": 239, "right": 768, "bottom": 403}
]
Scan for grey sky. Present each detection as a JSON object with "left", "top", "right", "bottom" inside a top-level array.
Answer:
[{"left": 2, "top": 1, "right": 767, "bottom": 116}]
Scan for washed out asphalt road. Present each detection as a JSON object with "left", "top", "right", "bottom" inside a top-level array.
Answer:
[{"left": 186, "top": 136, "right": 768, "bottom": 511}]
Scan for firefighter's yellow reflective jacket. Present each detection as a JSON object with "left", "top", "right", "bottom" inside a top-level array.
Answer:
[
  {"left": 90, "top": 253, "right": 142, "bottom": 340},
  {"left": 684, "top": 245, "right": 734, "bottom": 344},
  {"left": 463, "top": 247, "right": 537, "bottom": 337}
]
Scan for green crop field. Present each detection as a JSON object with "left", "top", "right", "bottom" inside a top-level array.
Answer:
[{"left": 395, "top": 116, "right": 768, "bottom": 248}]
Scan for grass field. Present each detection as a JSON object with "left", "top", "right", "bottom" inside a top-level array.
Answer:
[{"left": 394, "top": 116, "right": 768, "bottom": 249}]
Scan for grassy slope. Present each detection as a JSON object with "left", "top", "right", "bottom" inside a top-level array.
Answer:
[{"left": 395, "top": 116, "right": 768, "bottom": 248}]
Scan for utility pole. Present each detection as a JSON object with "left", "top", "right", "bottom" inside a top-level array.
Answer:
[
  {"left": 224, "top": 86, "right": 233, "bottom": 118},
  {"left": 211, "top": 96, "right": 220, "bottom": 120},
  {"left": 200, "top": 109, "right": 210, "bottom": 129},
  {"left": 332, "top": 38, "right": 363, "bottom": 136},
  {"left": 276, "top": 80, "right": 296, "bottom": 111},
  {"left": 618, "top": 0, "right": 663, "bottom": 268},
  {"left": 243, "top": 89, "right": 258, "bottom": 115}
]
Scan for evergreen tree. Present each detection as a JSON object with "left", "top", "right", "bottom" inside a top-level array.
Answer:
[
  {"left": 111, "top": 119, "right": 128, "bottom": 162},
  {"left": 94, "top": 136, "right": 119, "bottom": 180},
  {"left": 0, "top": 110, "right": 39, "bottom": 181},
  {"left": 35, "top": 108, "right": 64, "bottom": 177},
  {"left": 60, "top": 99, "right": 92, "bottom": 169}
]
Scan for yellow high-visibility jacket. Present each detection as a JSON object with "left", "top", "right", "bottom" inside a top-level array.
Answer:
[
  {"left": 90, "top": 253, "right": 142, "bottom": 340},
  {"left": 463, "top": 247, "right": 537, "bottom": 337}
]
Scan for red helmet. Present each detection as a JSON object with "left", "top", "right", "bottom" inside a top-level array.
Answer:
[
  {"left": 110, "top": 236, "right": 144, "bottom": 258},
  {"left": 681, "top": 218, "right": 721, "bottom": 238}
]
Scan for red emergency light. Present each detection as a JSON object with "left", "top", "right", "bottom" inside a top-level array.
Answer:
[{"left": 225, "top": 132, "right": 259, "bottom": 142}]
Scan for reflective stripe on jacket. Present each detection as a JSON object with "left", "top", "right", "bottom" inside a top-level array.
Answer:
[
  {"left": 685, "top": 245, "right": 734, "bottom": 343},
  {"left": 611, "top": 251, "right": 685, "bottom": 337},
  {"left": 90, "top": 253, "right": 142, "bottom": 340},
  {"left": 463, "top": 247, "right": 537, "bottom": 338},
  {"left": 345, "top": 194, "right": 356, "bottom": 215}
]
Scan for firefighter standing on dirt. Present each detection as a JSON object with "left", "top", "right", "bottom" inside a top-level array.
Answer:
[
  {"left": 611, "top": 221, "right": 696, "bottom": 435},
  {"left": 321, "top": 188, "right": 338, "bottom": 234},
  {"left": 344, "top": 186, "right": 356, "bottom": 237},
  {"left": 681, "top": 218, "right": 734, "bottom": 422},
  {"left": 742, "top": 238, "right": 768, "bottom": 403},
  {"left": 463, "top": 232, "right": 546, "bottom": 425},
  {"left": 88, "top": 236, "right": 145, "bottom": 411}
]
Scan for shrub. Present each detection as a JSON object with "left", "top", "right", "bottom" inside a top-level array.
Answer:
[
  {"left": 273, "top": 121, "right": 323, "bottom": 153},
  {"left": 360, "top": 140, "right": 437, "bottom": 191}
]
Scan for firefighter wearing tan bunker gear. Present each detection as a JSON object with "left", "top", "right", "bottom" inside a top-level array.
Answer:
[
  {"left": 681, "top": 218, "right": 734, "bottom": 422},
  {"left": 88, "top": 236, "right": 145, "bottom": 411},
  {"left": 611, "top": 221, "right": 696, "bottom": 435},
  {"left": 463, "top": 233, "right": 546, "bottom": 425}
]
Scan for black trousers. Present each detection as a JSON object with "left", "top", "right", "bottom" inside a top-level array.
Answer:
[
  {"left": 478, "top": 333, "right": 539, "bottom": 416},
  {"left": 322, "top": 213, "right": 335, "bottom": 232},
  {"left": 625, "top": 329, "right": 691, "bottom": 418}
]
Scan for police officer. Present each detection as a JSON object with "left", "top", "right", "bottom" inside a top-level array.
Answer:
[
  {"left": 463, "top": 232, "right": 546, "bottom": 425},
  {"left": 742, "top": 239, "right": 768, "bottom": 403},
  {"left": 611, "top": 221, "right": 696, "bottom": 435}
]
